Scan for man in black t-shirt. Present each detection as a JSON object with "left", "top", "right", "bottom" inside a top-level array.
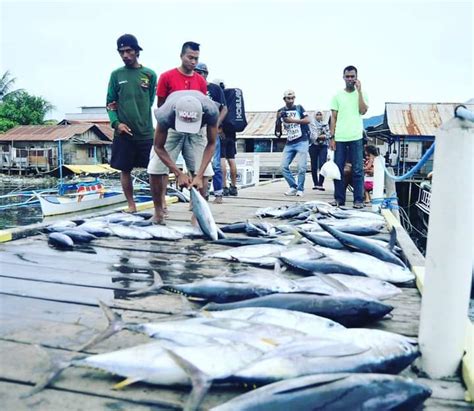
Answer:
[{"left": 195, "top": 63, "right": 228, "bottom": 203}]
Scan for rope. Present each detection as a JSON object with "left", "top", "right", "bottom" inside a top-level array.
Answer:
[
  {"left": 371, "top": 195, "right": 399, "bottom": 210},
  {"left": 383, "top": 143, "right": 435, "bottom": 182}
]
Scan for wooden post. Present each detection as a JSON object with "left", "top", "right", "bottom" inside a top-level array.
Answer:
[
  {"left": 418, "top": 117, "right": 474, "bottom": 377},
  {"left": 372, "top": 154, "right": 385, "bottom": 212},
  {"left": 384, "top": 167, "right": 400, "bottom": 221}
]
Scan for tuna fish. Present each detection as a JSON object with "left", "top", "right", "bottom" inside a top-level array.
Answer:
[
  {"left": 225, "top": 328, "right": 419, "bottom": 384},
  {"left": 319, "top": 223, "right": 406, "bottom": 267},
  {"left": 203, "top": 293, "right": 393, "bottom": 327},
  {"left": 47, "top": 232, "right": 74, "bottom": 248},
  {"left": 107, "top": 224, "right": 153, "bottom": 240},
  {"left": 279, "top": 256, "right": 368, "bottom": 276},
  {"left": 32, "top": 339, "right": 267, "bottom": 411},
  {"left": 139, "top": 224, "right": 184, "bottom": 240},
  {"left": 77, "top": 221, "right": 111, "bottom": 237},
  {"left": 314, "top": 246, "right": 415, "bottom": 284},
  {"left": 205, "top": 307, "right": 345, "bottom": 334},
  {"left": 210, "top": 373, "right": 431, "bottom": 411},
  {"left": 190, "top": 187, "right": 218, "bottom": 241},
  {"left": 60, "top": 229, "right": 97, "bottom": 243},
  {"left": 164, "top": 270, "right": 300, "bottom": 302}
]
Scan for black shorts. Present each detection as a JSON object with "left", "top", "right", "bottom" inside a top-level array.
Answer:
[{"left": 110, "top": 136, "right": 153, "bottom": 172}]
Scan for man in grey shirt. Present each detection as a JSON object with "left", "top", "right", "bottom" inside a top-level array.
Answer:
[{"left": 147, "top": 90, "right": 218, "bottom": 224}]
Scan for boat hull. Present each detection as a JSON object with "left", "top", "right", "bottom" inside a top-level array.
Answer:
[{"left": 38, "top": 191, "right": 126, "bottom": 216}]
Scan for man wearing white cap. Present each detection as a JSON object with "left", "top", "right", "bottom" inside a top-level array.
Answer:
[
  {"left": 147, "top": 90, "right": 218, "bottom": 224},
  {"left": 275, "top": 89, "right": 311, "bottom": 197}
]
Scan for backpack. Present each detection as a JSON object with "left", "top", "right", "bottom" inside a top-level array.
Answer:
[{"left": 223, "top": 88, "right": 248, "bottom": 132}]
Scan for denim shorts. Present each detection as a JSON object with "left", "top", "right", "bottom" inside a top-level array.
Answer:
[{"left": 147, "top": 129, "right": 213, "bottom": 176}]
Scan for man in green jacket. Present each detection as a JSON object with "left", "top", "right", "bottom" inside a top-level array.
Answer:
[{"left": 106, "top": 34, "right": 157, "bottom": 212}]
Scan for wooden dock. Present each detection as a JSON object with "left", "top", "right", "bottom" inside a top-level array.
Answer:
[{"left": 0, "top": 178, "right": 472, "bottom": 410}]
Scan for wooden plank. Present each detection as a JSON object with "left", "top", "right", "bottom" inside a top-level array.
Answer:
[
  {"left": 1, "top": 178, "right": 471, "bottom": 408},
  {"left": 0, "top": 381, "right": 179, "bottom": 411}
]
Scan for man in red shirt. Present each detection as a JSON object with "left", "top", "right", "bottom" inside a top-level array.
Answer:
[
  {"left": 151, "top": 42, "right": 210, "bottom": 217},
  {"left": 156, "top": 41, "right": 207, "bottom": 107}
]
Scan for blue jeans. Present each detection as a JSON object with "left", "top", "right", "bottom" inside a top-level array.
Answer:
[
  {"left": 309, "top": 144, "right": 328, "bottom": 186},
  {"left": 281, "top": 139, "right": 309, "bottom": 192},
  {"left": 334, "top": 139, "right": 364, "bottom": 204},
  {"left": 212, "top": 135, "right": 223, "bottom": 196}
]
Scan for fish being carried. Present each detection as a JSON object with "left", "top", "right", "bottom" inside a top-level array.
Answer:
[{"left": 190, "top": 187, "right": 219, "bottom": 241}]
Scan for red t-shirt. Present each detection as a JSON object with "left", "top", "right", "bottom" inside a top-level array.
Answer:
[{"left": 156, "top": 68, "right": 207, "bottom": 99}]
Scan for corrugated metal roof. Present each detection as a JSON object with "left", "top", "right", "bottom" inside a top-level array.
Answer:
[
  {"left": 58, "top": 119, "right": 114, "bottom": 141},
  {"left": 238, "top": 110, "right": 331, "bottom": 139},
  {"left": 0, "top": 124, "right": 109, "bottom": 142},
  {"left": 386, "top": 103, "right": 474, "bottom": 136}
]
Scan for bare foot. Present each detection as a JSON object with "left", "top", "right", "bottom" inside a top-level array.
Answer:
[
  {"left": 152, "top": 209, "right": 166, "bottom": 224},
  {"left": 150, "top": 218, "right": 166, "bottom": 225},
  {"left": 123, "top": 208, "right": 137, "bottom": 214}
]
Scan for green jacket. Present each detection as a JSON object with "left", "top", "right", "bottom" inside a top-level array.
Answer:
[{"left": 106, "top": 65, "right": 157, "bottom": 140}]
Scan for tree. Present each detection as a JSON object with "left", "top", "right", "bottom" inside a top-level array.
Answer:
[
  {"left": 0, "top": 91, "right": 54, "bottom": 132},
  {"left": 0, "top": 71, "right": 22, "bottom": 101}
]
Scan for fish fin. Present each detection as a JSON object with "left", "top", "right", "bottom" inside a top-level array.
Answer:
[
  {"left": 316, "top": 273, "right": 353, "bottom": 294},
  {"left": 216, "top": 227, "right": 227, "bottom": 239},
  {"left": 179, "top": 295, "right": 196, "bottom": 314},
  {"left": 21, "top": 345, "right": 73, "bottom": 398},
  {"left": 287, "top": 228, "right": 303, "bottom": 245},
  {"left": 261, "top": 337, "right": 279, "bottom": 346},
  {"left": 128, "top": 270, "right": 164, "bottom": 296},
  {"left": 387, "top": 227, "right": 397, "bottom": 252},
  {"left": 200, "top": 309, "right": 213, "bottom": 318},
  {"left": 77, "top": 300, "right": 125, "bottom": 351},
  {"left": 277, "top": 374, "right": 350, "bottom": 393},
  {"left": 113, "top": 376, "right": 141, "bottom": 390},
  {"left": 163, "top": 348, "right": 213, "bottom": 411},
  {"left": 273, "top": 260, "right": 282, "bottom": 275},
  {"left": 187, "top": 296, "right": 207, "bottom": 302}
]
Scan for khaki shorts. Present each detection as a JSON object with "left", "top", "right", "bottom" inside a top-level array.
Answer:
[{"left": 147, "top": 129, "right": 213, "bottom": 176}]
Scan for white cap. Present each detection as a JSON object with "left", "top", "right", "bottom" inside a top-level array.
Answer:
[
  {"left": 283, "top": 89, "right": 296, "bottom": 98},
  {"left": 174, "top": 96, "right": 203, "bottom": 133}
]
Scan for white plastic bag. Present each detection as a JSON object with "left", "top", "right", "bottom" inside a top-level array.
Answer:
[
  {"left": 327, "top": 149, "right": 335, "bottom": 162},
  {"left": 320, "top": 159, "right": 341, "bottom": 180}
]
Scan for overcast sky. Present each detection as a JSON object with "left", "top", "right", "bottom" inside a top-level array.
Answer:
[{"left": 1, "top": 0, "right": 472, "bottom": 121}]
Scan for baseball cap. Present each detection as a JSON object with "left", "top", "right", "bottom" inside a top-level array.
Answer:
[
  {"left": 284, "top": 89, "right": 295, "bottom": 98},
  {"left": 174, "top": 96, "right": 203, "bottom": 133},
  {"left": 117, "top": 34, "right": 143, "bottom": 51},
  {"left": 195, "top": 62, "right": 208, "bottom": 73}
]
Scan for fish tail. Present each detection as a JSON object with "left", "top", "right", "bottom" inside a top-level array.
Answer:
[
  {"left": 163, "top": 348, "right": 213, "bottom": 411},
  {"left": 21, "top": 345, "right": 75, "bottom": 398},
  {"left": 128, "top": 270, "right": 165, "bottom": 296},
  {"left": 76, "top": 300, "right": 125, "bottom": 351}
]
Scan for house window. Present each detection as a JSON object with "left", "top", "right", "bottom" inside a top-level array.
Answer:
[{"left": 87, "top": 147, "right": 95, "bottom": 158}]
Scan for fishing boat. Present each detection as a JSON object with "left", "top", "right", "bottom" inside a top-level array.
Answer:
[
  {"left": 415, "top": 181, "right": 431, "bottom": 229},
  {"left": 36, "top": 179, "right": 126, "bottom": 216}
]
